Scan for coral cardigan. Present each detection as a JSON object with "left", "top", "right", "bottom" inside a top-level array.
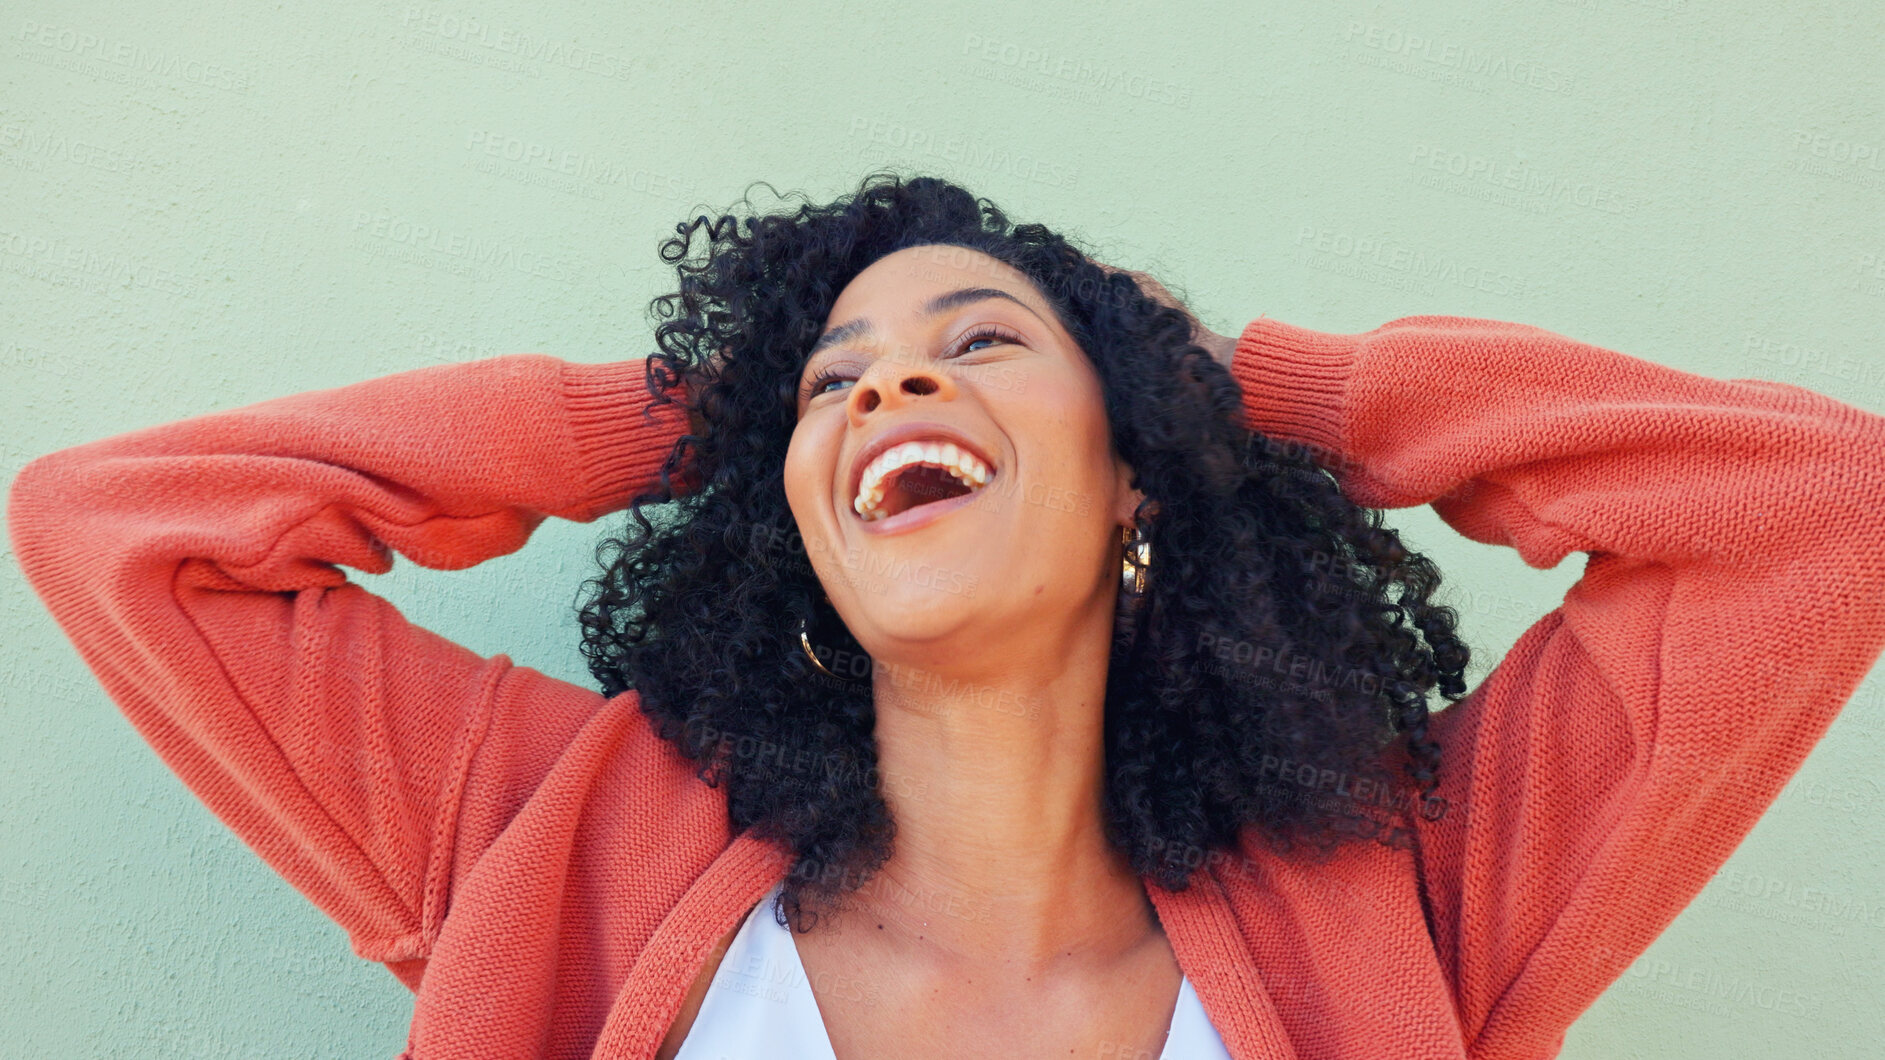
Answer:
[{"left": 9, "top": 314, "right": 1885, "bottom": 1060}]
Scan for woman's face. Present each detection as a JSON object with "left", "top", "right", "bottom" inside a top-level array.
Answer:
[{"left": 783, "top": 243, "right": 1143, "bottom": 669}]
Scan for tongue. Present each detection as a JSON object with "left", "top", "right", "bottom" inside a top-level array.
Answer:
[{"left": 882, "top": 465, "right": 972, "bottom": 518}]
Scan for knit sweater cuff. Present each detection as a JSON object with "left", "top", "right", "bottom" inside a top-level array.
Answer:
[
  {"left": 1227, "top": 316, "right": 1362, "bottom": 460},
  {"left": 559, "top": 358, "right": 691, "bottom": 519}
]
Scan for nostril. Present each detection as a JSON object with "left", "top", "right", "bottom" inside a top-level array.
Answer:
[{"left": 902, "top": 377, "right": 939, "bottom": 396}]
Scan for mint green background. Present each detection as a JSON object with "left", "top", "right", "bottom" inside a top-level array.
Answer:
[{"left": 5, "top": 1, "right": 1883, "bottom": 1056}]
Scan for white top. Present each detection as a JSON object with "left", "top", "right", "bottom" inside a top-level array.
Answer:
[{"left": 674, "top": 881, "right": 1235, "bottom": 1060}]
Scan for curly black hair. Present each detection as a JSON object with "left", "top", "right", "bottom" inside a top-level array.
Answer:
[{"left": 575, "top": 171, "right": 1472, "bottom": 932}]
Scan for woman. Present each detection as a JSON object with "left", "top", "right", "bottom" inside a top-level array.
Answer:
[{"left": 8, "top": 172, "right": 1883, "bottom": 1060}]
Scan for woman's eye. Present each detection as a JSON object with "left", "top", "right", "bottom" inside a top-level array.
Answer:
[
  {"left": 803, "top": 328, "right": 1017, "bottom": 401},
  {"left": 957, "top": 326, "right": 1021, "bottom": 355}
]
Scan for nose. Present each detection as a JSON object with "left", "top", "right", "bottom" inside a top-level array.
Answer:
[{"left": 845, "top": 352, "right": 959, "bottom": 423}]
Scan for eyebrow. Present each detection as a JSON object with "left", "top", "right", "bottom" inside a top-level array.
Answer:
[{"left": 805, "top": 286, "right": 1044, "bottom": 361}]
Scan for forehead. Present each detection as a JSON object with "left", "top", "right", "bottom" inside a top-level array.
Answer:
[{"left": 829, "top": 244, "right": 1035, "bottom": 315}]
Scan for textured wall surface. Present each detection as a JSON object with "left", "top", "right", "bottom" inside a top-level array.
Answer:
[{"left": 4, "top": 1, "right": 1883, "bottom": 1056}]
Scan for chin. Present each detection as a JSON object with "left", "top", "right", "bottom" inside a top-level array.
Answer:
[{"left": 853, "top": 577, "right": 980, "bottom": 633}]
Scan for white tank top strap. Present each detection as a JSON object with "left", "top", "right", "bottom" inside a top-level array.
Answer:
[{"left": 674, "top": 882, "right": 1233, "bottom": 1060}]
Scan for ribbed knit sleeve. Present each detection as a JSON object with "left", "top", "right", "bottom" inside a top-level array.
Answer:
[
  {"left": 3, "top": 355, "right": 692, "bottom": 973},
  {"left": 1228, "top": 315, "right": 1885, "bottom": 1058}
]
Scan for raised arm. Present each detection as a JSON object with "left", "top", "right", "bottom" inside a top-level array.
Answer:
[
  {"left": 4, "top": 355, "right": 695, "bottom": 985},
  {"left": 1227, "top": 314, "right": 1885, "bottom": 1055}
]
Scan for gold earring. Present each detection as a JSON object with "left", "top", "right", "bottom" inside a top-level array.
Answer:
[
  {"left": 797, "top": 611, "right": 869, "bottom": 683},
  {"left": 1121, "top": 521, "right": 1152, "bottom": 598}
]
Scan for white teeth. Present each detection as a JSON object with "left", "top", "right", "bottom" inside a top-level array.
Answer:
[{"left": 853, "top": 438, "right": 995, "bottom": 520}]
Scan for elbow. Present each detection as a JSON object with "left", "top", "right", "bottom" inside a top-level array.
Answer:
[
  {"left": 7, "top": 452, "right": 62, "bottom": 569},
  {"left": 5, "top": 449, "right": 97, "bottom": 598}
]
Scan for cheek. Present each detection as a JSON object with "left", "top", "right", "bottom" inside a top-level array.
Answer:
[
  {"left": 783, "top": 424, "right": 834, "bottom": 523},
  {"left": 994, "top": 380, "right": 1113, "bottom": 493}
]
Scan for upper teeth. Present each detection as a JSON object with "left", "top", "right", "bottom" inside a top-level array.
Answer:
[{"left": 853, "top": 440, "right": 993, "bottom": 520}]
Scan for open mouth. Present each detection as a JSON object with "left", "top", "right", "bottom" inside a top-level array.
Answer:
[{"left": 852, "top": 441, "right": 995, "bottom": 522}]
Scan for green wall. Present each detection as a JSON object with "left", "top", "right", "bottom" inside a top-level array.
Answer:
[{"left": 4, "top": 1, "right": 1882, "bottom": 1056}]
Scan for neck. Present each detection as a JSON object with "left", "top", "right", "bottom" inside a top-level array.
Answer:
[{"left": 838, "top": 594, "right": 1160, "bottom": 972}]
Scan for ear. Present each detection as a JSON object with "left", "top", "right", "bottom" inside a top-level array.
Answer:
[{"left": 1110, "top": 455, "right": 1145, "bottom": 526}]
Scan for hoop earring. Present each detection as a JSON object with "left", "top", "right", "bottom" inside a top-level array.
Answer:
[{"left": 797, "top": 610, "right": 869, "bottom": 684}]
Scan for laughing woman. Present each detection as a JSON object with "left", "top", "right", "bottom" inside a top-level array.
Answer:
[{"left": 9, "top": 172, "right": 1885, "bottom": 1060}]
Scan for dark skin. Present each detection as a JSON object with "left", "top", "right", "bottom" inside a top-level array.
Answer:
[{"left": 659, "top": 251, "right": 1238, "bottom": 1059}]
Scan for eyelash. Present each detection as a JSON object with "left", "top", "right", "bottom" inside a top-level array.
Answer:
[{"left": 804, "top": 324, "right": 1023, "bottom": 399}]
